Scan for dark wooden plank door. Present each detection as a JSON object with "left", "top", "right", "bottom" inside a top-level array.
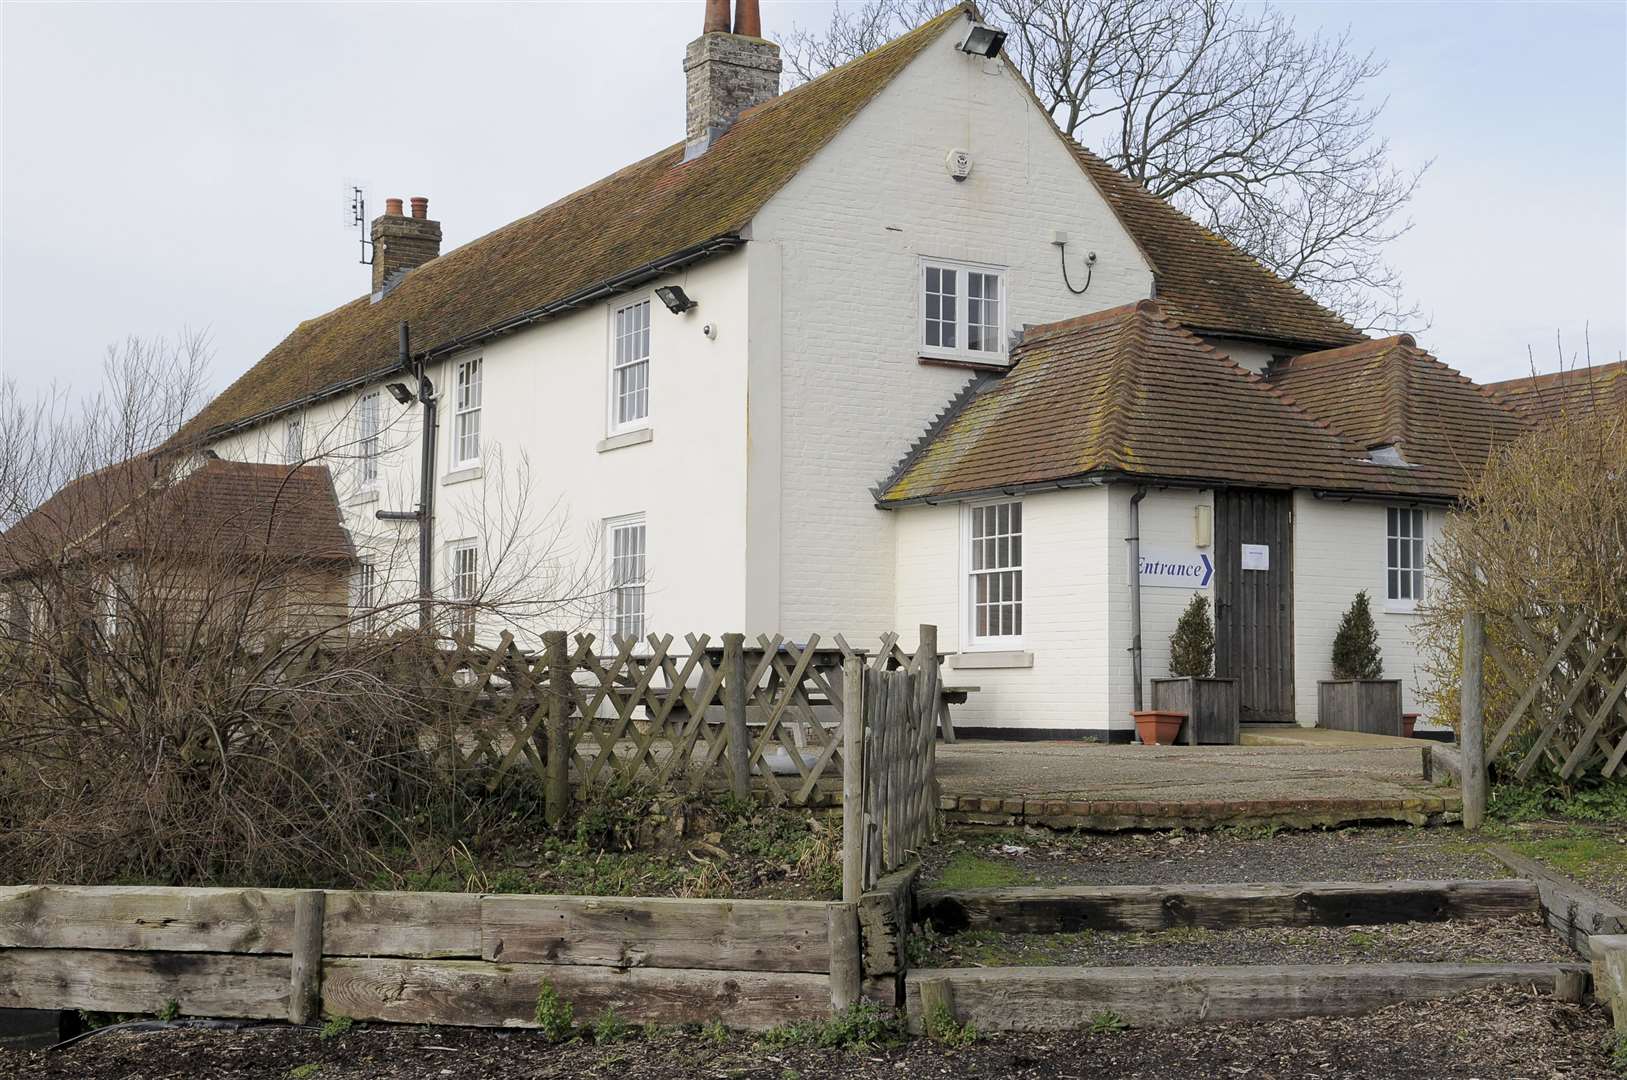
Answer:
[{"left": 1213, "top": 490, "right": 1295, "bottom": 724}]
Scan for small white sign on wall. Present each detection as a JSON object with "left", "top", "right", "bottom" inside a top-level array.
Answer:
[
  {"left": 1240, "top": 543, "right": 1270, "bottom": 572},
  {"left": 1137, "top": 547, "right": 1213, "bottom": 589}
]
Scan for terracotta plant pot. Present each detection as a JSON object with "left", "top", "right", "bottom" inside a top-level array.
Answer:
[
  {"left": 1402, "top": 713, "right": 1419, "bottom": 738},
  {"left": 1132, "top": 710, "right": 1186, "bottom": 746}
]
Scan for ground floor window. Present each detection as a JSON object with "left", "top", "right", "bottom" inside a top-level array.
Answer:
[
  {"left": 606, "top": 515, "right": 647, "bottom": 644},
  {"left": 966, "top": 500, "right": 1022, "bottom": 646},
  {"left": 1387, "top": 506, "right": 1425, "bottom": 609},
  {"left": 353, "top": 560, "right": 378, "bottom": 631},
  {"left": 448, "top": 541, "right": 479, "bottom": 637}
]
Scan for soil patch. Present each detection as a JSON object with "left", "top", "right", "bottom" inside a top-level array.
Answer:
[
  {"left": 5, "top": 986, "right": 1614, "bottom": 1079},
  {"left": 913, "top": 913, "right": 1573, "bottom": 968},
  {"left": 921, "top": 823, "right": 1504, "bottom": 889}
]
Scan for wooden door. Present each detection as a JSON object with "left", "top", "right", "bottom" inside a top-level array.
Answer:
[{"left": 1213, "top": 490, "right": 1295, "bottom": 723}]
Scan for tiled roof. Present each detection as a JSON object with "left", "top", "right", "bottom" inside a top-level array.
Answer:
[
  {"left": 1267, "top": 335, "right": 1528, "bottom": 498},
  {"left": 1483, "top": 361, "right": 1626, "bottom": 426},
  {"left": 173, "top": 5, "right": 972, "bottom": 447},
  {"left": 1066, "top": 144, "right": 1366, "bottom": 350},
  {"left": 1, "top": 458, "right": 352, "bottom": 579},
  {"left": 879, "top": 300, "right": 1416, "bottom": 505}
]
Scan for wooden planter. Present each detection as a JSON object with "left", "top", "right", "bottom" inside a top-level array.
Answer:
[
  {"left": 1150, "top": 677, "right": 1240, "bottom": 745},
  {"left": 1317, "top": 679, "right": 1403, "bottom": 736}
]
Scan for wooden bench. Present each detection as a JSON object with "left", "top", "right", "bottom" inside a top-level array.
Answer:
[{"left": 938, "top": 685, "right": 978, "bottom": 743}]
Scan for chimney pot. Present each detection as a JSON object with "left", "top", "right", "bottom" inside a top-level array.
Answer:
[
  {"left": 684, "top": 3, "right": 781, "bottom": 159},
  {"left": 410, "top": 196, "right": 429, "bottom": 219},
  {"left": 384, "top": 197, "right": 405, "bottom": 216},
  {"left": 703, "top": 0, "right": 729, "bottom": 33},
  {"left": 734, "top": 0, "right": 761, "bottom": 37}
]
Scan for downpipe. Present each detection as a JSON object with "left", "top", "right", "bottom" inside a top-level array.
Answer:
[{"left": 1127, "top": 486, "right": 1148, "bottom": 713}]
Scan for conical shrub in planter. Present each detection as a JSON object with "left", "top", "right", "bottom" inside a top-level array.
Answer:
[
  {"left": 1319, "top": 590, "right": 1401, "bottom": 734},
  {"left": 1148, "top": 594, "right": 1239, "bottom": 744}
]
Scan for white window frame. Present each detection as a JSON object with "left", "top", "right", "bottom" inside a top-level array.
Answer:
[
  {"left": 608, "top": 298, "right": 652, "bottom": 436},
  {"left": 447, "top": 539, "right": 479, "bottom": 637},
  {"left": 1385, "top": 506, "right": 1426, "bottom": 612},
  {"left": 450, "top": 357, "right": 483, "bottom": 469},
  {"left": 284, "top": 416, "right": 304, "bottom": 464},
  {"left": 604, "top": 513, "right": 647, "bottom": 645},
  {"left": 358, "top": 390, "right": 381, "bottom": 486},
  {"left": 352, "top": 559, "right": 378, "bottom": 631},
  {"left": 920, "top": 258, "right": 1008, "bottom": 363},
  {"left": 962, "top": 499, "right": 1024, "bottom": 649}
]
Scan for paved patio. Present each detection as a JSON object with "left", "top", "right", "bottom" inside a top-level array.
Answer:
[{"left": 935, "top": 732, "right": 1457, "bottom": 830}]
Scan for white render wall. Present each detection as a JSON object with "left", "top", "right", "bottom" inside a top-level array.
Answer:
[
  {"left": 209, "top": 250, "right": 756, "bottom": 643},
  {"left": 1291, "top": 492, "right": 1443, "bottom": 726},
  {"left": 892, "top": 487, "right": 1114, "bottom": 731},
  {"left": 751, "top": 20, "right": 1154, "bottom": 641}
]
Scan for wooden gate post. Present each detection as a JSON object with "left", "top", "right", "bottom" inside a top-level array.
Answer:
[
  {"left": 543, "top": 630, "right": 571, "bottom": 826},
  {"left": 842, "top": 654, "right": 865, "bottom": 903},
  {"left": 1461, "top": 612, "right": 1488, "bottom": 830},
  {"left": 722, "top": 633, "right": 752, "bottom": 800}
]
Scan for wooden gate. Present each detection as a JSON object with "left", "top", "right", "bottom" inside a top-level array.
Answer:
[{"left": 1213, "top": 490, "right": 1295, "bottom": 724}]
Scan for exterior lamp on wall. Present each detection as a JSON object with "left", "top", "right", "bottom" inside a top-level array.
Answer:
[
  {"left": 958, "top": 22, "right": 1008, "bottom": 58},
  {"left": 654, "top": 285, "right": 697, "bottom": 314},
  {"left": 385, "top": 382, "right": 415, "bottom": 405},
  {"left": 1194, "top": 503, "right": 1213, "bottom": 549}
]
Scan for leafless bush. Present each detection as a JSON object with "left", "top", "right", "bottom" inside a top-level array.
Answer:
[
  {"left": 780, "top": 0, "right": 1427, "bottom": 332},
  {"left": 0, "top": 338, "right": 600, "bottom": 886},
  {"left": 1416, "top": 387, "right": 1625, "bottom": 778}
]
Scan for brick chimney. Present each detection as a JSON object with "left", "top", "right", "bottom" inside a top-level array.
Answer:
[
  {"left": 370, "top": 195, "right": 442, "bottom": 294},
  {"left": 684, "top": 0, "right": 781, "bottom": 161}
]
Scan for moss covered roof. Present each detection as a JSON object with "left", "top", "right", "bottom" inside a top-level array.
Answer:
[{"left": 1484, "top": 360, "right": 1626, "bottom": 426}]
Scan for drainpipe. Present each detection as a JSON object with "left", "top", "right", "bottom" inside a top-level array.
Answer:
[
  {"left": 1127, "top": 486, "right": 1148, "bottom": 712},
  {"left": 410, "top": 324, "right": 438, "bottom": 632}
]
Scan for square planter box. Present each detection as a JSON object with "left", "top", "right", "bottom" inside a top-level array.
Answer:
[
  {"left": 1317, "top": 679, "right": 1403, "bottom": 736},
  {"left": 1150, "top": 677, "right": 1241, "bottom": 745}
]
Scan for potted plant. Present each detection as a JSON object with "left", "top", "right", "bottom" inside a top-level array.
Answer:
[
  {"left": 1131, "top": 708, "right": 1186, "bottom": 746},
  {"left": 1317, "top": 591, "right": 1402, "bottom": 735},
  {"left": 1149, "top": 594, "right": 1240, "bottom": 744}
]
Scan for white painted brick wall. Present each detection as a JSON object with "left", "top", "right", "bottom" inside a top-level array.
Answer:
[
  {"left": 751, "top": 21, "right": 1153, "bottom": 641},
  {"left": 1292, "top": 492, "right": 1443, "bottom": 726}
]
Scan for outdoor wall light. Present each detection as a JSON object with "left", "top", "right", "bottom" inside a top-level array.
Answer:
[
  {"left": 958, "top": 22, "right": 1007, "bottom": 58},
  {"left": 655, "top": 285, "right": 697, "bottom": 314},
  {"left": 385, "top": 382, "right": 415, "bottom": 405}
]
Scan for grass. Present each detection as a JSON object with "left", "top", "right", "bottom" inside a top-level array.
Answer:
[
  {"left": 317, "top": 1015, "right": 352, "bottom": 1041},
  {"left": 935, "top": 852, "right": 1035, "bottom": 890},
  {"left": 288, "top": 1066, "right": 320, "bottom": 1080},
  {"left": 1503, "top": 829, "right": 1627, "bottom": 879}
]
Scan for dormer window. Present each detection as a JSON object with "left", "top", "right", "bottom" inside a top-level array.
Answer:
[
  {"left": 921, "top": 258, "right": 1006, "bottom": 362},
  {"left": 1368, "top": 443, "right": 1409, "bottom": 467}
]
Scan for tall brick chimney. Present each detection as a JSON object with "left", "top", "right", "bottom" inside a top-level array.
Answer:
[
  {"left": 371, "top": 195, "right": 442, "bottom": 294},
  {"left": 684, "top": 0, "right": 781, "bottom": 161}
]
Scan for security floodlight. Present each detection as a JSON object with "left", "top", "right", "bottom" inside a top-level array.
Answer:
[
  {"left": 654, "top": 285, "right": 697, "bottom": 314},
  {"left": 958, "top": 22, "right": 1007, "bottom": 58},
  {"left": 385, "top": 382, "right": 415, "bottom": 405}
]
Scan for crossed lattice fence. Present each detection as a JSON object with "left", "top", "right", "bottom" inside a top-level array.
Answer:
[
  {"left": 1481, "top": 608, "right": 1627, "bottom": 781},
  {"left": 415, "top": 628, "right": 942, "bottom": 858}
]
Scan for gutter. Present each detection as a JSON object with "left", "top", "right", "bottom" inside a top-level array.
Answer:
[
  {"left": 879, "top": 470, "right": 1461, "bottom": 511},
  {"left": 182, "top": 233, "right": 745, "bottom": 449}
]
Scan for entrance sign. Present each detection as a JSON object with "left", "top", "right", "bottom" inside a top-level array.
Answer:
[
  {"left": 1241, "top": 543, "right": 1270, "bottom": 571},
  {"left": 1138, "top": 547, "right": 1213, "bottom": 589}
]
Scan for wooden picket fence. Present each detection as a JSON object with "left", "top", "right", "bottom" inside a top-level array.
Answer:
[{"left": 1475, "top": 608, "right": 1627, "bottom": 781}]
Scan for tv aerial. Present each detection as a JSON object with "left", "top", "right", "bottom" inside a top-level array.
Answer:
[{"left": 345, "top": 182, "right": 374, "bottom": 266}]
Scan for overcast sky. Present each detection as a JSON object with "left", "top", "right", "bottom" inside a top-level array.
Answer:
[{"left": 3, "top": 1, "right": 1623, "bottom": 407}]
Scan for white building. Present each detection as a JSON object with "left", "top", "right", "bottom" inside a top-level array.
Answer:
[{"left": 173, "top": 1, "right": 1529, "bottom": 739}]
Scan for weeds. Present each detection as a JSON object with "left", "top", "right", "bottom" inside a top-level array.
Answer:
[
  {"left": 924, "top": 1003, "right": 979, "bottom": 1047},
  {"left": 700, "top": 1019, "right": 730, "bottom": 1045},
  {"left": 533, "top": 981, "right": 575, "bottom": 1043},
  {"left": 1089, "top": 1009, "right": 1129, "bottom": 1034},
  {"left": 935, "top": 852, "right": 1033, "bottom": 889},
  {"left": 1609, "top": 1031, "right": 1627, "bottom": 1076},
  {"left": 156, "top": 999, "right": 179, "bottom": 1022},
  {"left": 756, "top": 1002, "right": 902, "bottom": 1050},
  {"left": 288, "top": 1066, "right": 320, "bottom": 1080},
  {"left": 592, "top": 1009, "right": 634, "bottom": 1044},
  {"left": 318, "top": 1014, "right": 353, "bottom": 1041}
]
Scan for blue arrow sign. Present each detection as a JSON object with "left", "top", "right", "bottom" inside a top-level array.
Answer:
[
  {"left": 1138, "top": 547, "right": 1214, "bottom": 589},
  {"left": 1198, "top": 553, "right": 1213, "bottom": 587}
]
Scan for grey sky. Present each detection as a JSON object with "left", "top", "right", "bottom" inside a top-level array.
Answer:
[{"left": 3, "top": 1, "right": 1623, "bottom": 406}]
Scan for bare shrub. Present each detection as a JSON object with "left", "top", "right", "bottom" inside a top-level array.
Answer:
[{"left": 1417, "top": 405, "right": 1626, "bottom": 781}]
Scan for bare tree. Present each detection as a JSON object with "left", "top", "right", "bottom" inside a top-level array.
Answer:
[{"left": 779, "top": 0, "right": 1428, "bottom": 332}]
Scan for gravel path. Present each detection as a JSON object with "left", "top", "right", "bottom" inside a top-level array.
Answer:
[
  {"left": 5, "top": 987, "right": 1613, "bottom": 1079},
  {"left": 921, "top": 824, "right": 1505, "bottom": 887},
  {"left": 915, "top": 913, "right": 1574, "bottom": 968}
]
